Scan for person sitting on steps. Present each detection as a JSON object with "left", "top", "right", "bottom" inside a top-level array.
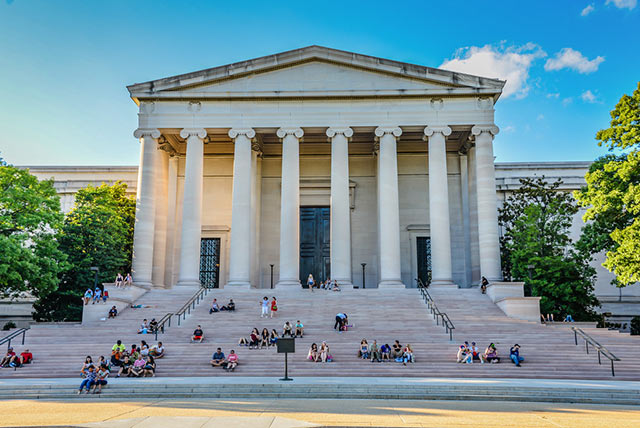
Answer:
[
  {"left": 221, "top": 299, "right": 235, "bottom": 311},
  {"left": 269, "top": 329, "right": 279, "bottom": 347},
  {"left": 391, "top": 340, "right": 403, "bottom": 360},
  {"left": 484, "top": 343, "right": 500, "bottom": 363},
  {"left": 191, "top": 325, "right": 204, "bottom": 343},
  {"left": 369, "top": 340, "right": 381, "bottom": 362},
  {"left": 358, "top": 339, "right": 369, "bottom": 359},
  {"left": 249, "top": 328, "right": 260, "bottom": 349},
  {"left": 510, "top": 344, "right": 524, "bottom": 367},
  {"left": 295, "top": 320, "right": 304, "bottom": 338},
  {"left": 211, "top": 348, "right": 226, "bottom": 368},
  {"left": 149, "top": 342, "right": 164, "bottom": 358},
  {"left": 401, "top": 344, "right": 414, "bottom": 365},
  {"left": 209, "top": 298, "right": 220, "bottom": 314},
  {"left": 108, "top": 306, "right": 118, "bottom": 318},
  {"left": 481, "top": 276, "right": 489, "bottom": 294},
  {"left": 260, "top": 328, "right": 270, "bottom": 348},
  {"left": 380, "top": 343, "right": 391, "bottom": 362},
  {"left": 457, "top": 345, "right": 472, "bottom": 364},
  {"left": 470, "top": 342, "right": 485, "bottom": 364},
  {"left": 308, "top": 343, "right": 319, "bottom": 362},
  {"left": 225, "top": 350, "right": 239, "bottom": 371},
  {"left": 283, "top": 321, "right": 294, "bottom": 338},
  {"left": 319, "top": 341, "right": 331, "bottom": 363}
]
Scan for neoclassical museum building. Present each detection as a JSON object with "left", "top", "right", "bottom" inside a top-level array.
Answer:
[{"left": 25, "top": 47, "right": 637, "bottom": 302}]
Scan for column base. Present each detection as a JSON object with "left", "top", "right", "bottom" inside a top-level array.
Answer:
[
  {"left": 176, "top": 280, "right": 201, "bottom": 287},
  {"left": 225, "top": 281, "right": 251, "bottom": 290},
  {"left": 377, "top": 280, "right": 406, "bottom": 289},
  {"left": 429, "top": 280, "right": 458, "bottom": 289},
  {"left": 132, "top": 281, "right": 153, "bottom": 290},
  {"left": 276, "top": 279, "right": 301, "bottom": 288}
]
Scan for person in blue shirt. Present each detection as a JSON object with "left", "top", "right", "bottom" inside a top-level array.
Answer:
[
  {"left": 510, "top": 344, "right": 524, "bottom": 366},
  {"left": 92, "top": 287, "right": 102, "bottom": 304},
  {"left": 210, "top": 348, "right": 226, "bottom": 368},
  {"left": 78, "top": 365, "right": 97, "bottom": 394}
]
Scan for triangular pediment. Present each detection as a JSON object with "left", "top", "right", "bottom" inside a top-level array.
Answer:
[{"left": 128, "top": 46, "right": 504, "bottom": 102}]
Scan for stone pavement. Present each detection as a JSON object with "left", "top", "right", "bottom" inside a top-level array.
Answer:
[{"left": 1, "top": 398, "right": 640, "bottom": 428}]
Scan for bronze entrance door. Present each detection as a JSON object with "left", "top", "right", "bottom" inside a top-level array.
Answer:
[
  {"left": 199, "top": 238, "right": 220, "bottom": 288},
  {"left": 299, "top": 207, "right": 330, "bottom": 288},
  {"left": 416, "top": 236, "right": 432, "bottom": 287}
]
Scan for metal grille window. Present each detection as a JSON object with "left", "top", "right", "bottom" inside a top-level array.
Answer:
[
  {"left": 416, "top": 237, "right": 432, "bottom": 286},
  {"left": 199, "top": 238, "right": 220, "bottom": 288}
]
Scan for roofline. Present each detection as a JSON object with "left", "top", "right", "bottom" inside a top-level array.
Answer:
[{"left": 127, "top": 45, "right": 505, "bottom": 102}]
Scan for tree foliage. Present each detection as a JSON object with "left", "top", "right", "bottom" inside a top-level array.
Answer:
[
  {"left": 33, "top": 182, "right": 135, "bottom": 321},
  {"left": 0, "top": 166, "right": 67, "bottom": 299},
  {"left": 499, "top": 177, "right": 599, "bottom": 319},
  {"left": 574, "top": 82, "right": 640, "bottom": 286}
]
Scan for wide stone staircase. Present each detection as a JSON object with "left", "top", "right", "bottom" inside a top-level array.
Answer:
[{"left": 1, "top": 286, "right": 639, "bottom": 381}]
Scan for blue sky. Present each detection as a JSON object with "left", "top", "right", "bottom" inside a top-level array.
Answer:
[{"left": 0, "top": 0, "right": 638, "bottom": 166}]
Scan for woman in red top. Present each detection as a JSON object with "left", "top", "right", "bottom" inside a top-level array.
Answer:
[{"left": 270, "top": 297, "right": 278, "bottom": 318}]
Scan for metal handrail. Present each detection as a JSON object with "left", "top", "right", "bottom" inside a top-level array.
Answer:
[
  {"left": 0, "top": 328, "right": 29, "bottom": 350},
  {"left": 415, "top": 278, "right": 455, "bottom": 341},
  {"left": 572, "top": 327, "right": 620, "bottom": 376},
  {"left": 175, "top": 286, "right": 209, "bottom": 326},
  {"left": 154, "top": 312, "right": 173, "bottom": 340}
]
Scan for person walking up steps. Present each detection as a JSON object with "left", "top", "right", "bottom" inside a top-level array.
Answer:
[{"left": 260, "top": 296, "right": 269, "bottom": 318}]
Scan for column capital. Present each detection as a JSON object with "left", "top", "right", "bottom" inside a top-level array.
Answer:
[
  {"left": 424, "top": 125, "right": 452, "bottom": 138},
  {"left": 374, "top": 126, "right": 402, "bottom": 139},
  {"left": 326, "top": 127, "right": 353, "bottom": 139},
  {"left": 179, "top": 128, "right": 207, "bottom": 139},
  {"left": 471, "top": 124, "right": 499, "bottom": 137},
  {"left": 133, "top": 128, "right": 161, "bottom": 139},
  {"left": 276, "top": 127, "right": 304, "bottom": 139},
  {"left": 228, "top": 128, "right": 256, "bottom": 140},
  {"left": 157, "top": 136, "right": 177, "bottom": 156}
]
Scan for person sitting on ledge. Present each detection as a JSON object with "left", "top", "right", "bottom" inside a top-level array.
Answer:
[
  {"left": 480, "top": 276, "right": 489, "bottom": 294},
  {"left": 369, "top": 340, "right": 381, "bottom": 363},
  {"left": 484, "top": 343, "right": 500, "bottom": 363},
  {"left": 209, "top": 298, "right": 220, "bottom": 314},
  {"left": 260, "top": 328, "right": 270, "bottom": 348},
  {"left": 225, "top": 350, "right": 239, "bottom": 371},
  {"left": 94, "top": 364, "right": 109, "bottom": 393},
  {"left": 80, "top": 356, "right": 94, "bottom": 377},
  {"left": 269, "top": 329, "right": 279, "bottom": 347},
  {"left": 308, "top": 343, "right": 319, "bottom": 362},
  {"left": 307, "top": 273, "right": 315, "bottom": 291},
  {"left": 332, "top": 280, "right": 341, "bottom": 292},
  {"left": 510, "top": 344, "right": 524, "bottom": 367},
  {"left": 358, "top": 339, "right": 369, "bottom": 359},
  {"left": 380, "top": 343, "right": 391, "bottom": 362},
  {"left": 77, "top": 365, "right": 96, "bottom": 394},
  {"left": 149, "top": 342, "right": 164, "bottom": 358},
  {"left": 564, "top": 314, "right": 574, "bottom": 322},
  {"left": 319, "top": 341, "right": 331, "bottom": 363},
  {"left": 211, "top": 348, "right": 226, "bottom": 368},
  {"left": 191, "top": 325, "right": 204, "bottom": 343},
  {"left": 282, "top": 321, "right": 294, "bottom": 338},
  {"left": 295, "top": 320, "right": 304, "bottom": 338},
  {"left": 83, "top": 288, "right": 93, "bottom": 305},
  {"left": 221, "top": 299, "right": 235, "bottom": 311},
  {"left": 546, "top": 314, "right": 554, "bottom": 323},
  {"left": 108, "top": 306, "right": 118, "bottom": 318}
]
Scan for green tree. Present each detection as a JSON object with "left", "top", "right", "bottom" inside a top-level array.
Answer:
[
  {"left": 33, "top": 182, "right": 136, "bottom": 321},
  {"left": 574, "top": 82, "right": 640, "bottom": 286},
  {"left": 499, "top": 177, "right": 599, "bottom": 319},
  {"left": 0, "top": 165, "right": 67, "bottom": 299}
]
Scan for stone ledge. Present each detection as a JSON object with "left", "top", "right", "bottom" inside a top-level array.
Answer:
[
  {"left": 486, "top": 281, "right": 525, "bottom": 302},
  {"left": 495, "top": 297, "right": 541, "bottom": 323}
]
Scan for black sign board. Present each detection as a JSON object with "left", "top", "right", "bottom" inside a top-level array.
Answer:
[{"left": 277, "top": 337, "right": 295, "bottom": 354}]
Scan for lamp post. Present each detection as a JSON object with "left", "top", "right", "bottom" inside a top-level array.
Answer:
[
  {"left": 90, "top": 267, "right": 100, "bottom": 292},
  {"left": 270, "top": 264, "right": 274, "bottom": 289},
  {"left": 361, "top": 263, "right": 366, "bottom": 289}
]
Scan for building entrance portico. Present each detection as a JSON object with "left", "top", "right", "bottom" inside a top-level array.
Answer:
[{"left": 127, "top": 46, "right": 506, "bottom": 291}]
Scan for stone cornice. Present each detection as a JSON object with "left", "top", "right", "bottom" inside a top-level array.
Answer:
[
  {"left": 471, "top": 124, "right": 499, "bottom": 137},
  {"left": 374, "top": 126, "right": 402, "bottom": 139},
  {"left": 424, "top": 126, "right": 452, "bottom": 138},
  {"left": 179, "top": 128, "right": 207, "bottom": 139},
  {"left": 326, "top": 127, "right": 353, "bottom": 140},
  {"left": 228, "top": 128, "right": 256, "bottom": 140},
  {"left": 133, "top": 128, "right": 161, "bottom": 139},
  {"left": 276, "top": 127, "right": 304, "bottom": 139}
]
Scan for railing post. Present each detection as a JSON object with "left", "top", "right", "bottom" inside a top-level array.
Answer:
[
  {"left": 449, "top": 328, "right": 453, "bottom": 342},
  {"left": 21, "top": 330, "right": 26, "bottom": 345},
  {"left": 597, "top": 350, "right": 601, "bottom": 365},
  {"left": 611, "top": 360, "right": 615, "bottom": 377},
  {"left": 574, "top": 330, "right": 577, "bottom": 345},
  {"left": 168, "top": 316, "right": 171, "bottom": 328},
  {"left": 585, "top": 340, "right": 589, "bottom": 354},
  {"left": 7, "top": 339, "right": 11, "bottom": 350}
]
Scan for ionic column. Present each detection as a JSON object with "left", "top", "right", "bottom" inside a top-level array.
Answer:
[
  {"left": 226, "top": 128, "right": 255, "bottom": 288},
  {"left": 176, "top": 128, "right": 207, "bottom": 287},
  {"left": 164, "top": 155, "right": 179, "bottom": 287},
  {"left": 327, "top": 127, "right": 353, "bottom": 287},
  {"left": 471, "top": 124, "right": 502, "bottom": 281},
  {"left": 276, "top": 127, "right": 303, "bottom": 288},
  {"left": 459, "top": 152, "right": 473, "bottom": 287},
  {"left": 131, "top": 128, "right": 160, "bottom": 288},
  {"left": 374, "top": 126, "right": 404, "bottom": 288},
  {"left": 424, "top": 126, "right": 454, "bottom": 287}
]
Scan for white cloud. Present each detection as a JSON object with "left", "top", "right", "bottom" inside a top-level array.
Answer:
[
  {"left": 544, "top": 48, "right": 604, "bottom": 73},
  {"left": 546, "top": 93, "right": 560, "bottom": 99},
  {"left": 503, "top": 125, "right": 516, "bottom": 133},
  {"left": 440, "top": 43, "right": 546, "bottom": 99},
  {"left": 581, "top": 90, "right": 598, "bottom": 103},
  {"left": 537, "top": 114, "right": 545, "bottom": 120},
  {"left": 581, "top": 4, "right": 595, "bottom": 15},
  {"left": 562, "top": 97, "right": 573, "bottom": 106},
  {"left": 606, "top": 0, "right": 637, "bottom": 10}
]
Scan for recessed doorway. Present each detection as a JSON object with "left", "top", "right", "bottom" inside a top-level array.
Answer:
[{"left": 299, "top": 207, "right": 330, "bottom": 287}]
